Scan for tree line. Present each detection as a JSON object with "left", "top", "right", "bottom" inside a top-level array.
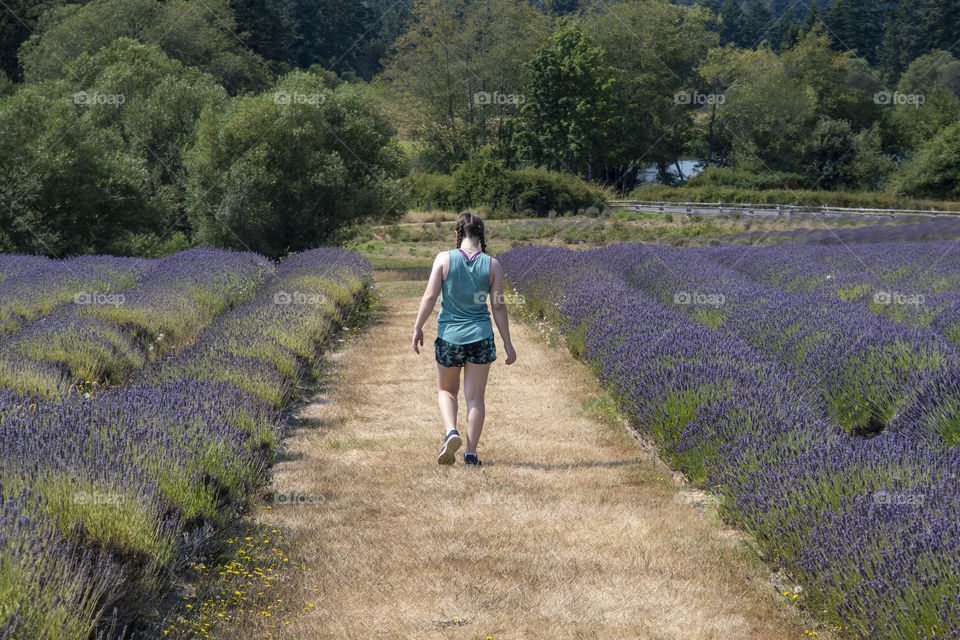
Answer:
[{"left": 2, "top": 0, "right": 960, "bottom": 258}]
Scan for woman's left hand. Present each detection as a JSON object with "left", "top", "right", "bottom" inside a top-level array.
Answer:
[{"left": 412, "top": 327, "right": 424, "bottom": 354}]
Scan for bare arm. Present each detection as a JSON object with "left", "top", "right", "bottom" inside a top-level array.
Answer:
[
  {"left": 489, "top": 258, "right": 517, "bottom": 365},
  {"left": 412, "top": 252, "right": 447, "bottom": 354}
]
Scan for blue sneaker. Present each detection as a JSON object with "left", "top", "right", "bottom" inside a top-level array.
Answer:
[
  {"left": 464, "top": 452, "right": 482, "bottom": 467},
  {"left": 437, "top": 429, "right": 462, "bottom": 465}
]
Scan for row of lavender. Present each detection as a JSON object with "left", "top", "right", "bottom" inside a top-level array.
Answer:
[
  {"left": 701, "top": 242, "right": 960, "bottom": 342},
  {"left": 0, "top": 248, "right": 371, "bottom": 639},
  {"left": 716, "top": 215, "right": 960, "bottom": 246},
  {"left": 500, "top": 244, "right": 960, "bottom": 639},
  {"left": 0, "top": 248, "right": 270, "bottom": 395}
]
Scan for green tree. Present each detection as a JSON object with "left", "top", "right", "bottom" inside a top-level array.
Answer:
[
  {"left": 512, "top": 23, "right": 620, "bottom": 180},
  {"left": 802, "top": 117, "right": 855, "bottom": 188},
  {"left": 891, "top": 50, "right": 960, "bottom": 151},
  {"left": 582, "top": 0, "right": 718, "bottom": 188},
  {"left": 184, "top": 70, "right": 407, "bottom": 257},
  {"left": 64, "top": 38, "right": 229, "bottom": 244},
  {"left": 696, "top": 44, "right": 816, "bottom": 172},
  {"left": 0, "top": 80, "right": 156, "bottom": 256},
  {"left": 823, "top": 0, "right": 884, "bottom": 66},
  {"left": 894, "top": 120, "right": 960, "bottom": 198},
  {"left": 782, "top": 25, "right": 880, "bottom": 131},
  {"left": 380, "top": 0, "right": 549, "bottom": 171},
  {"left": 19, "top": 0, "right": 270, "bottom": 92},
  {"left": 880, "top": 0, "right": 929, "bottom": 77}
]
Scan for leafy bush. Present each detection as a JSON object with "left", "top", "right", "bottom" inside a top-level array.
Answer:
[
  {"left": 407, "top": 149, "right": 605, "bottom": 216},
  {"left": 185, "top": 70, "right": 407, "bottom": 258},
  {"left": 894, "top": 120, "right": 960, "bottom": 199},
  {"left": 687, "top": 166, "right": 812, "bottom": 190},
  {"left": 404, "top": 173, "right": 457, "bottom": 210},
  {"left": 504, "top": 166, "right": 605, "bottom": 216}
]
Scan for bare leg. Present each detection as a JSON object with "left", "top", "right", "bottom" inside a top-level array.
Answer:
[
  {"left": 462, "top": 361, "right": 491, "bottom": 453},
  {"left": 436, "top": 362, "right": 461, "bottom": 434}
]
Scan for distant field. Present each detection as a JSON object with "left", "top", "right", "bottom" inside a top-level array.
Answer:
[{"left": 348, "top": 211, "right": 960, "bottom": 271}]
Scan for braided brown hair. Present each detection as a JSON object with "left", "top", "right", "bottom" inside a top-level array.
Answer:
[{"left": 455, "top": 212, "right": 486, "bottom": 254}]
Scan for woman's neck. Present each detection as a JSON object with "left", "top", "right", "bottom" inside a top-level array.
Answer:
[{"left": 460, "top": 237, "right": 480, "bottom": 253}]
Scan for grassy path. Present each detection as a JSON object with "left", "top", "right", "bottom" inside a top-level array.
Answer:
[{"left": 241, "top": 277, "right": 822, "bottom": 639}]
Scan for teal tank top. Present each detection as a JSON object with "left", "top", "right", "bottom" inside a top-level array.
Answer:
[{"left": 437, "top": 248, "right": 493, "bottom": 344}]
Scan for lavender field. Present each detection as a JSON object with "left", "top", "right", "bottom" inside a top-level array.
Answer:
[
  {"left": 0, "top": 247, "right": 371, "bottom": 639},
  {"left": 500, "top": 231, "right": 960, "bottom": 639}
]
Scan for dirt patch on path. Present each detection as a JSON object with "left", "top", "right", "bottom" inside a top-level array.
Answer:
[{"left": 242, "top": 279, "right": 819, "bottom": 640}]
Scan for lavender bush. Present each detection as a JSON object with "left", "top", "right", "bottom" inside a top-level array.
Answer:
[
  {"left": 0, "top": 246, "right": 371, "bottom": 638},
  {"left": 500, "top": 243, "right": 960, "bottom": 639}
]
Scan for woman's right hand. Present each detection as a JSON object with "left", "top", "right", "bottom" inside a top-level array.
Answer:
[
  {"left": 412, "top": 327, "right": 424, "bottom": 354},
  {"left": 504, "top": 342, "right": 517, "bottom": 365}
]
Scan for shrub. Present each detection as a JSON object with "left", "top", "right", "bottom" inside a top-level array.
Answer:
[
  {"left": 408, "top": 151, "right": 605, "bottom": 217},
  {"left": 687, "top": 166, "right": 811, "bottom": 190}
]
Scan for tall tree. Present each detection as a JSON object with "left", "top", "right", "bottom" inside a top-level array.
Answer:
[
  {"left": 823, "top": 0, "right": 885, "bottom": 66},
  {"left": 380, "top": 0, "right": 549, "bottom": 171},
  {"left": 880, "top": 0, "right": 929, "bottom": 77},
  {"left": 512, "top": 23, "right": 620, "bottom": 180},
  {"left": 582, "top": 0, "right": 718, "bottom": 187}
]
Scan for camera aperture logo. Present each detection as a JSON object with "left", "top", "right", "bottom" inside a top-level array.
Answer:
[
  {"left": 73, "top": 91, "right": 125, "bottom": 106},
  {"left": 674, "top": 91, "right": 724, "bottom": 105},
  {"left": 873, "top": 491, "right": 924, "bottom": 507},
  {"left": 874, "top": 91, "right": 924, "bottom": 107},
  {"left": 474, "top": 291, "right": 525, "bottom": 306}
]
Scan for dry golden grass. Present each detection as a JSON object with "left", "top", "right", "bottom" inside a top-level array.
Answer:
[
  {"left": 402, "top": 209, "right": 461, "bottom": 223},
  {"left": 239, "top": 279, "right": 830, "bottom": 640}
]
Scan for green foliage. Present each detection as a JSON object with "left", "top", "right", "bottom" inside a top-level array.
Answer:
[
  {"left": 894, "top": 120, "right": 960, "bottom": 199},
  {"left": 696, "top": 44, "right": 816, "bottom": 173},
  {"left": 69, "top": 39, "right": 229, "bottom": 237},
  {"left": 0, "top": 80, "right": 158, "bottom": 256},
  {"left": 512, "top": 22, "right": 621, "bottom": 181},
  {"left": 380, "top": 0, "right": 550, "bottom": 171},
  {"left": 581, "top": 0, "right": 718, "bottom": 189},
  {"left": 802, "top": 117, "right": 855, "bottom": 189},
  {"left": 406, "top": 149, "right": 605, "bottom": 216},
  {"left": 19, "top": 0, "right": 270, "bottom": 93},
  {"left": 892, "top": 50, "right": 960, "bottom": 152},
  {"left": 184, "top": 70, "right": 407, "bottom": 258},
  {"left": 688, "top": 167, "right": 811, "bottom": 190}
]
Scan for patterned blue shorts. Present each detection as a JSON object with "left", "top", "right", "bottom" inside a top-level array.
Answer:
[{"left": 434, "top": 335, "right": 497, "bottom": 367}]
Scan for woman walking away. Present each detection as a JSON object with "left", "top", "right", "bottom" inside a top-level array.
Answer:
[{"left": 412, "top": 212, "right": 517, "bottom": 466}]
